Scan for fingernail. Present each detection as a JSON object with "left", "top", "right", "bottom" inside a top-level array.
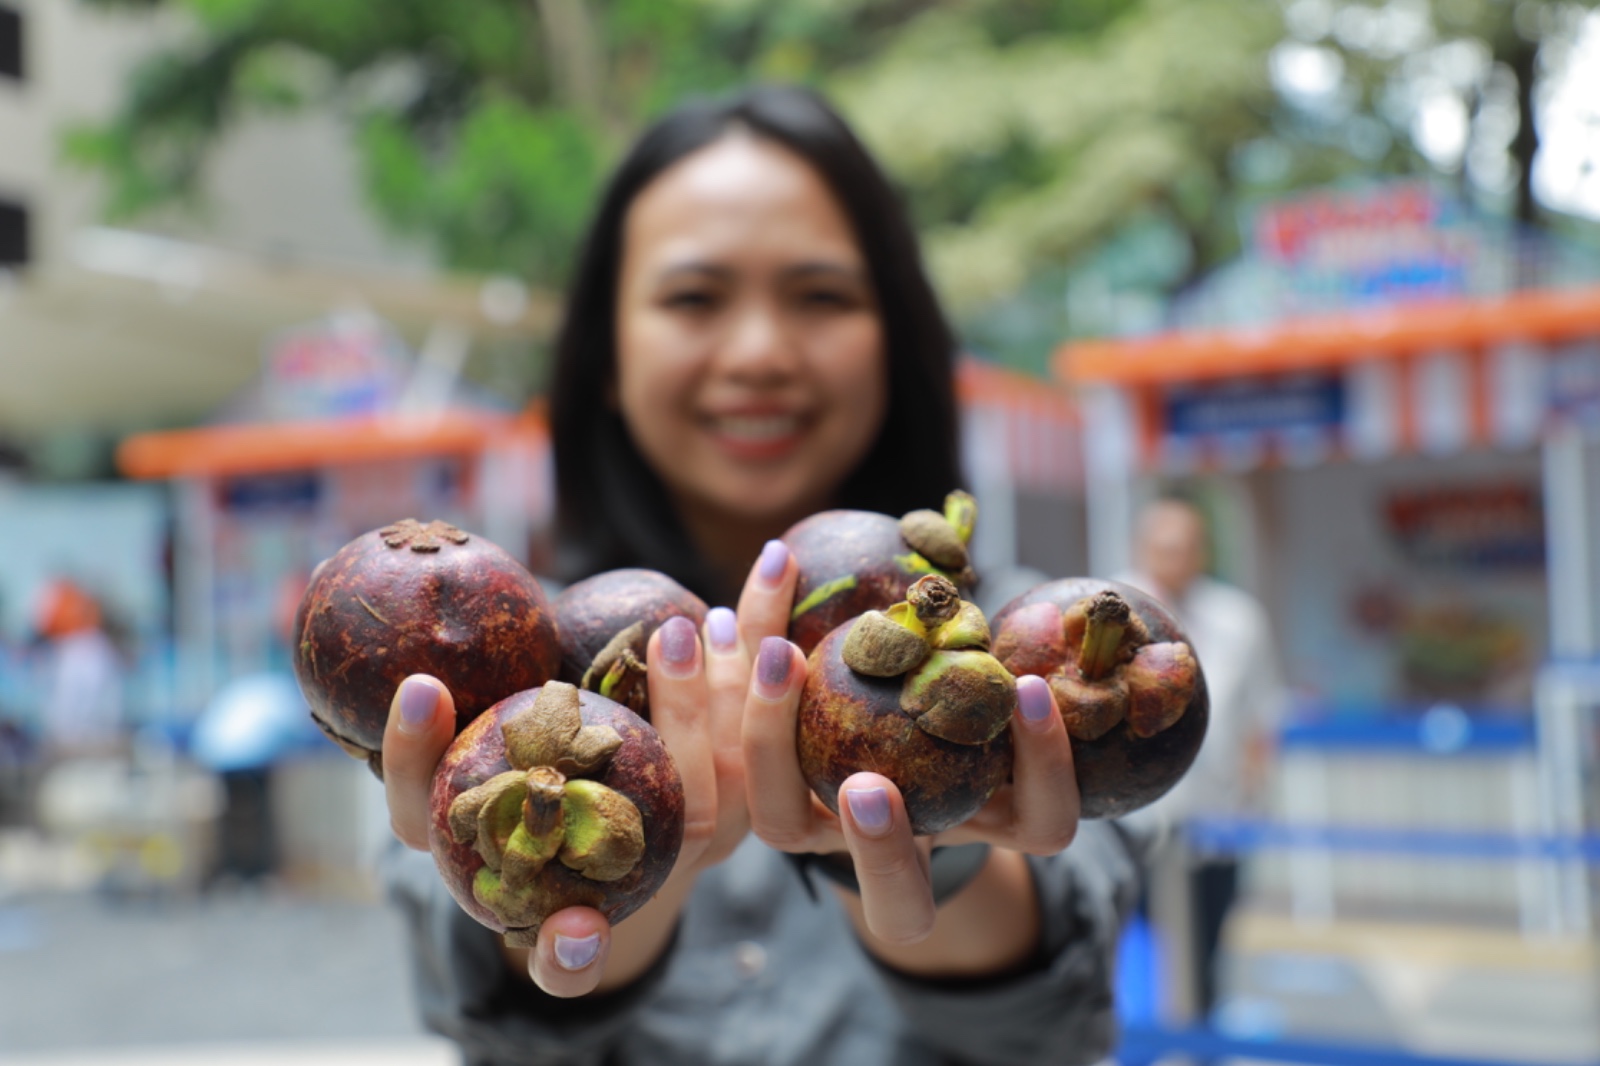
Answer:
[
  {"left": 553, "top": 933, "right": 600, "bottom": 971},
  {"left": 756, "top": 540, "right": 789, "bottom": 586},
  {"left": 706, "top": 607, "right": 737, "bottom": 654},
  {"left": 754, "top": 637, "right": 793, "bottom": 698},
  {"left": 846, "top": 787, "right": 892, "bottom": 837},
  {"left": 398, "top": 678, "right": 438, "bottom": 735},
  {"left": 659, "top": 615, "right": 698, "bottom": 674},
  {"left": 1017, "top": 675, "right": 1054, "bottom": 727}
]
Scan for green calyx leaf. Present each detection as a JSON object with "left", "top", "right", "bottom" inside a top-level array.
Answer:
[
  {"left": 792, "top": 573, "right": 859, "bottom": 621},
  {"left": 559, "top": 778, "right": 645, "bottom": 882},
  {"left": 900, "top": 649, "right": 1016, "bottom": 746}
]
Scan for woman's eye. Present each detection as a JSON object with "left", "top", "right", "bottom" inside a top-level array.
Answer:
[
  {"left": 799, "top": 289, "right": 858, "bottom": 310},
  {"left": 662, "top": 290, "right": 718, "bottom": 311}
]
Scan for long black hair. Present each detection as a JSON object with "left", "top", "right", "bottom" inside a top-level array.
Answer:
[{"left": 549, "top": 84, "right": 964, "bottom": 603}]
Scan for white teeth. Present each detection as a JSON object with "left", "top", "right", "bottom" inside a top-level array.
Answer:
[{"left": 711, "top": 415, "right": 802, "bottom": 441}]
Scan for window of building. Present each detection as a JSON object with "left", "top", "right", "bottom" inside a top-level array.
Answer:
[
  {"left": 0, "top": 201, "right": 29, "bottom": 267},
  {"left": 0, "top": 6, "right": 21, "bottom": 82}
]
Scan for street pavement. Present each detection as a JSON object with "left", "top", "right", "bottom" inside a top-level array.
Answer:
[{"left": 0, "top": 885, "right": 455, "bottom": 1065}]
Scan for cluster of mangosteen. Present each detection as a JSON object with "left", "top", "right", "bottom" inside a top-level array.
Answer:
[
  {"left": 292, "top": 519, "right": 703, "bottom": 943},
  {"left": 290, "top": 499, "right": 1208, "bottom": 940},
  {"left": 784, "top": 491, "right": 1208, "bottom": 828}
]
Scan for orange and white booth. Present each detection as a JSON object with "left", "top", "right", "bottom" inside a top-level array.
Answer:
[{"left": 1057, "top": 285, "right": 1600, "bottom": 1058}]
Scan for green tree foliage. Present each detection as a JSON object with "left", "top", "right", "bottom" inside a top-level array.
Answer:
[{"left": 65, "top": 0, "right": 1599, "bottom": 368}]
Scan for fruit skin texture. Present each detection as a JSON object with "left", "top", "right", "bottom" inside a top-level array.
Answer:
[
  {"left": 798, "top": 619, "right": 1013, "bottom": 836},
  {"left": 990, "top": 577, "right": 1209, "bottom": 820},
  {"left": 552, "top": 569, "right": 709, "bottom": 720},
  {"left": 784, "top": 503, "right": 975, "bottom": 656},
  {"left": 428, "top": 685, "right": 684, "bottom": 943},
  {"left": 292, "top": 519, "right": 561, "bottom": 776}
]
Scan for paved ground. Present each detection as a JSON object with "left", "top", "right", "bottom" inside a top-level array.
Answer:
[{"left": 0, "top": 885, "right": 453, "bottom": 1064}]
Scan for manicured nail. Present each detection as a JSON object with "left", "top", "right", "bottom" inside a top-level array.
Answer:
[
  {"left": 754, "top": 637, "right": 793, "bottom": 698},
  {"left": 398, "top": 678, "right": 438, "bottom": 735},
  {"left": 756, "top": 540, "right": 789, "bottom": 586},
  {"left": 553, "top": 933, "right": 600, "bottom": 971},
  {"left": 846, "top": 787, "right": 892, "bottom": 837},
  {"left": 659, "top": 615, "right": 698, "bottom": 675},
  {"left": 706, "top": 607, "right": 738, "bottom": 654},
  {"left": 1017, "top": 675, "right": 1054, "bottom": 727}
]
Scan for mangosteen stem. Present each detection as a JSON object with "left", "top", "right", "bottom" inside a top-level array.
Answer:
[
  {"left": 943, "top": 490, "right": 977, "bottom": 545},
  {"left": 1078, "top": 591, "right": 1133, "bottom": 682},
  {"left": 908, "top": 574, "right": 961, "bottom": 628}
]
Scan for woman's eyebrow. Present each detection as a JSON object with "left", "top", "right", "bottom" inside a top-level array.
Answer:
[
  {"left": 656, "top": 261, "right": 732, "bottom": 282},
  {"left": 783, "top": 261, "right": 869, "bottom": 283}
]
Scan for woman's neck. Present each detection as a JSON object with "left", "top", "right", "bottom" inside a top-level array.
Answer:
[{"left": 674, "top": 497, "right": 815, "bottom": 604}]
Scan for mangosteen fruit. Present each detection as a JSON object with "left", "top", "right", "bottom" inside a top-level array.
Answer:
[
  {"left": 784, "top": 490, "right": 979, "bottom": 656},
  {"left": 797, "top": 574, "right": 1015, "bottom": 836},
  {"left": 429, "top": 681, "right": 685, "bottom": 945},
  {"left": 990, "top": 578, "right": 1208, "bottom": 820},
  {"left": 292, "top": 518, "right": 561, "bottom": 778},
  {"left": 552, "top": 569, "right": 708, "bottom": 720}
]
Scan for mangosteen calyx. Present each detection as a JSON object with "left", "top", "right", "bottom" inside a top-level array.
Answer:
[
  {"left": 897, "top": 489, "right": 979, "bottom": 584},
  {"left": 840, "top": 574, "right": 1012, "bottom": 746},
  {"left": 1052, "top": 591, "right": 1199, "bottom": 742},
  {"left": 380, "top": 518, "right": 471, "bottom": 552},
  {"left": 446, "top": 682, "right": 647, "bottom": 933},
  {"left": 580, "top": 621, "right": 649, "bottom": 715}
]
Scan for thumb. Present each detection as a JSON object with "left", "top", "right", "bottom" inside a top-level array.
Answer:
[{"left": 383, "top": 674, "right": 457, "bottom": 849}]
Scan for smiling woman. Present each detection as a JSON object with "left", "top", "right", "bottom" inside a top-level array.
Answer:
[
  {"left": 547, "top": 87, "right": 962, "bottom": 605},
  {"left": 614, "top": 133, "right": 889, "bottom": 583}
]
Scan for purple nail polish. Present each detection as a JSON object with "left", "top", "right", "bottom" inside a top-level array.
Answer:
[
  {"left": 398, "top": 677, "right": 438, "bottom": 733},
  {"left": 553, "top": 933, "right": 600, "bottom": 970},
  {"left": 706, "top": 607, "right": 737, "bottom": 653},
  {"left": 846, "top": 787, "right": 892, "bottom": 835},
  {"left": 756, "top": 540, "right": 789, "bottom": 585},
  {"left": 659, "top": 615, "right": 697, "bottom": 667},
  {"left": 755, "top": 637, "right": 792, "bottom": 692},
  {"left": 1017, "top": 675, "right": 1053, "bottom": 724}
]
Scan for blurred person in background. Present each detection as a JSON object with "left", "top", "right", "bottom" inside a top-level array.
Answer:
[
  {"left": 192, "top": 569, "right": 322, "bottom": 887},
  {"left": 376, "top": 84, "right": 1142, "bottom": 1065},
  {"left": 29, "top": 578, "right": 128, "bottom": 761},
  {"left": 1118, "top": 494, "right": 1288, "bottom": 1026}
]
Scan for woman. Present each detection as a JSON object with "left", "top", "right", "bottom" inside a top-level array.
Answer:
[{"left": 378, "top": 85, "right": 1140, "bottom": 1064}]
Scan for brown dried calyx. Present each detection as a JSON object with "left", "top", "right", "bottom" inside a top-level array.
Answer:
[
  {"left": 899, "top": 490, "right": 979, "bottom": 585},
  {"left": 446, "top": 683, "right": 646, "bottom": 932},
  {"left": 1051, "top": 591, "right": 1198, "bottom": 742},
  {"left": 379, "top": 518, "right": 471, "bottom": 552},
  {"left": 580, "top": 622, "right": 648, "bottom": 715},
  {"left": 841, "top": 574, "right": 1014, "bottom": 746}
]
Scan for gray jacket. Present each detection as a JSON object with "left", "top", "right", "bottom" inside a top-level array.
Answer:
[{"left": 382, "top": 821, "right": 1141, "bottom": 1066}]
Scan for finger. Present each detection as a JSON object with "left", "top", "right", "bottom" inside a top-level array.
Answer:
[
  {"left": 742, "top": 636, "right": 835, "bottom": 852},
  {"left": 647, "top": 618, "right": 718, "bottom": 863},
  {"left": 703, "top": 606, "right": 748, "bottom": 755},
  {"left": 1004, "top": 674, "right": 1080, "bottom": 855},
  {"left": 702, "top": 606, "right": 750, "bottom": 845},
  {"left": 383, "top": 675, "right": 456, "bottom": 850},
  {"left": 838, "top": 773, "right": 935, "bottom": 945},
  {"left": 528, "top": 907, "right": 611, "bottom": 997},
  {"left": 735, "top": 540, "right": 798, "bottom": 654}
]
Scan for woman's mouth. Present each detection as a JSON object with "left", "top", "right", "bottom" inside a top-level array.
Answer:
[{"left": 704, "top": 413, "right": 808, "bottom": 460}]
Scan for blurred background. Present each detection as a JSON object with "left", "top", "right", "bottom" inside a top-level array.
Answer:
[{"left": 2, "top": 0, "right": 1600, "bottom": 1063}]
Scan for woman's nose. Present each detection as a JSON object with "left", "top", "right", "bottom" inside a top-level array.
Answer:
[{"left": 717, "top": 302, "right": 800, "bottom": 377}]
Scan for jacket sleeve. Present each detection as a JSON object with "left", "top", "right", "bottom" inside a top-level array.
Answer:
[
  {"left": 867, "top": 820, "right": 1145, "bottom": 1066},
  {"left": 379, "top": 841, "right": 675, "bottom": 1066}
]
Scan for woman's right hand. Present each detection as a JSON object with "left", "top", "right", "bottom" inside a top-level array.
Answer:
[{"left": 375, "top": 556, "right": 799, "bottom": 997}]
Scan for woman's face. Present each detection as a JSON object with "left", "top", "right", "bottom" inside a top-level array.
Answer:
[{"left": 614, "top": 133, "right": 888, "bottom": 532}]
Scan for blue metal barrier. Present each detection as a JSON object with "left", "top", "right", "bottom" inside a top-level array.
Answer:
[
  {"left": 1184, "top": 817, "right": 1600, "bottom": 863},
  {"left": 1119, "top": 1025, "right": 1599, "bottom": 1066}
]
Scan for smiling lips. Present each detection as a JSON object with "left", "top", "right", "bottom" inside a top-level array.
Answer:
[{"left": 704, "top": 412, "right": 808, "bottom": 460}]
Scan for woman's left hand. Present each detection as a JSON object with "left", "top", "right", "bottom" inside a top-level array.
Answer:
[{"left": 740, "top": 569, "right": 1082, "bottom": 947}]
